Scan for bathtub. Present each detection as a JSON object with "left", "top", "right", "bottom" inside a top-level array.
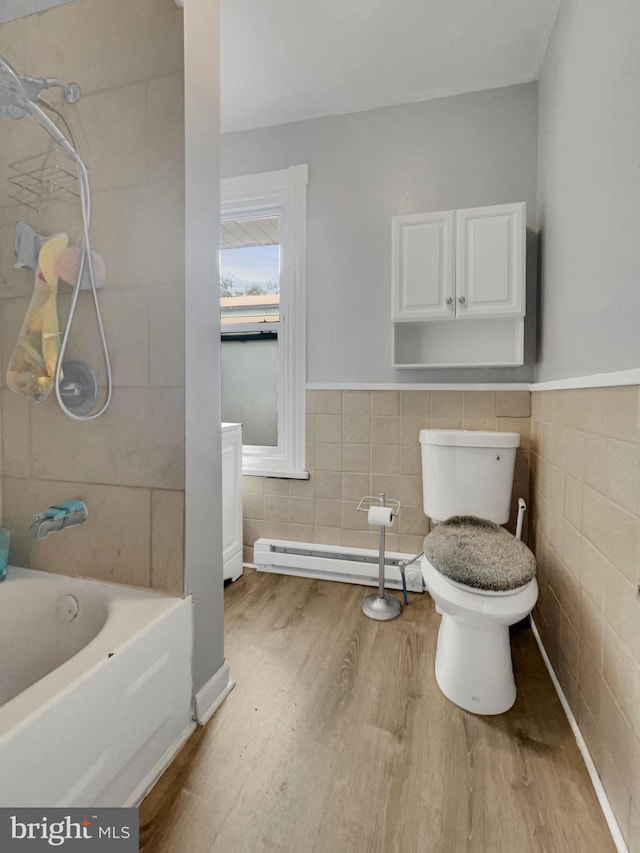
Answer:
[{"left": 0, "top": 566, "right": 194, "bottom": 807}]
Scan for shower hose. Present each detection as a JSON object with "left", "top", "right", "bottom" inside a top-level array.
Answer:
[{"left": 53, "top": 150, "right": 113, "bottom": 421}]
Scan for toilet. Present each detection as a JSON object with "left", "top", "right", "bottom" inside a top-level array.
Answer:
[{"left": 419, "top": 429, "right": 538, "bottom": 715}]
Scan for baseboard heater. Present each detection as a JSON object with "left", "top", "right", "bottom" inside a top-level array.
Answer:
[{"left": 253, "top": 538, "right": 425, "bottom": 592}]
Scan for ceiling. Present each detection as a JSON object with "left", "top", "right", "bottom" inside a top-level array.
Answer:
[
  {"left": 221, "top": 217, "right": 279, "bottom": 249},
  {"left": 0, "top": 0, "right": 70, "bottom": 24},
  {"left": 221, "top": 0, "right": 561, "bottom": 133},
  {"left": 0, "top": 0, "right": 562, "bottom": 135}
]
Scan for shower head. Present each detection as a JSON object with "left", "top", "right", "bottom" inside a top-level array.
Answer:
[
  {"left": 0, "top": 56, "right": 31, "bottom": 118},
  {"left": 0, "top": 55, "right": 80, "bottom": 158}
]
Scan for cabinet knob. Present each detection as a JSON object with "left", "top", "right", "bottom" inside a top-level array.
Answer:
[
  {"left": 445, "top": 297, "right": 453, "bottom": 305},
  {"left": 458, "top": 296, "right": 466, "bottom": 305}
]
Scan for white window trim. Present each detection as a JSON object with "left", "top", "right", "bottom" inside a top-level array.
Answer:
[{"left": 221, "top": 164, "right": 308, "bottom": 479}]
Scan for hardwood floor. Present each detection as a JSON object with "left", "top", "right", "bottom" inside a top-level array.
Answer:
[{"left": 140, "top": 570, "right": 615, "bottom": 853}]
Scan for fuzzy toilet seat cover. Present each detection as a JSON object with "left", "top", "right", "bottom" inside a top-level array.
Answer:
[{"left": 423, "top": 515, "right": 536, "bottom": 592}]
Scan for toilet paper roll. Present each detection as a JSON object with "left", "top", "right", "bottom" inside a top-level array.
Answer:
[{"left": 367, "top": 506, "right": 395, "bottom": 527}]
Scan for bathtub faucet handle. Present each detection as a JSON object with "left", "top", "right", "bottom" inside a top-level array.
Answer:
[{"left": 28, "top": 499, "right": 88, "bottom": 540}]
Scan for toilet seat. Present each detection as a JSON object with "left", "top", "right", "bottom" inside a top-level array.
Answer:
[
  {"left": 422, "top": 556, "right": 538, "bottom": 625},
  {"left": 423, "top": 515, "right": 536, "bottom": 592}
]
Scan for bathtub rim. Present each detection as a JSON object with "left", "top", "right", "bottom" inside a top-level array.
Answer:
[{"left": 0, "top": 566, "right": 190, "bottom": 740}]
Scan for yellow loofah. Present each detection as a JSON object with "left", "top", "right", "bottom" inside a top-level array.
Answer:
[{"left": 6, "top": 234, "right": 68, "bottom": 401}]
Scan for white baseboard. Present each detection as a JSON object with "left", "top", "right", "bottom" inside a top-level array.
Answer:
[
  {"left": 194, "top": 660, "right": 236, "bottom": 726},
  {"left": 126, "top": 721, "right": 197, "bottom": 807},
  {"left": 530, "top": 619, "right": 629, "bottom": 853},
  {"left": 126, "top": 661, "right": 236, "bottom": 806}
]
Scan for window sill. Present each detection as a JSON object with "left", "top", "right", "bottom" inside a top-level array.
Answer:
[{"left": 242, "top": 468, "right": 310, "bottom": 480}]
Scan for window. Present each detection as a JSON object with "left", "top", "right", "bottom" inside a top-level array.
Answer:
[
  {"left": 220, "top": 165, "right": 307, "bottom": 478},
  {"left": 220, "top": 219, "right": 280, "bottom": 447}
]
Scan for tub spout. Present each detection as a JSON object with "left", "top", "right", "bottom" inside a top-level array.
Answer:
[{"left": 29, "top": 499, "right": 88, "bottom": 540}]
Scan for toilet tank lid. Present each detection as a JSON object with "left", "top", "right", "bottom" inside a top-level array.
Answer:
[{"left": 419, "top": 429, "right": 520, "bottom": 448}]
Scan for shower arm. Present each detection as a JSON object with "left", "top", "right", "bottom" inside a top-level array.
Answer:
[{"left": 21, "top": 75, "right": 80, "bottom": 106}]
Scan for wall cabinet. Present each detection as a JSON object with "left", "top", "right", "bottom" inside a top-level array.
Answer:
[
  {"left": 221, "top": 422, "right": 243, "bottom": 582},
  {"left": 392, "top": 202, "right": 525, "bottom": 367}
]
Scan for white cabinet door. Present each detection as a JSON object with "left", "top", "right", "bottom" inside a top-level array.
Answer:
[
  {"left": 392, "top": 210, "right": 455, "bottom": 321},
  {"left": 455, "top": 202, "right": 525, "bottom": 319}
]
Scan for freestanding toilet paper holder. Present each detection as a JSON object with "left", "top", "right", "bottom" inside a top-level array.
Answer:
[{"left": 356, "top": 493, "right": 402, "bottom": 621}]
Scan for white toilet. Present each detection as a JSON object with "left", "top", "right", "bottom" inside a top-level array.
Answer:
[{"left": 419, "top": 429, "right": 538, "bottom": 715}]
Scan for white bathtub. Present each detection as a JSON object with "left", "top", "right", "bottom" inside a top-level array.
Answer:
[{"left": 0, "top": 567, "right": 194, "bottom": 807}]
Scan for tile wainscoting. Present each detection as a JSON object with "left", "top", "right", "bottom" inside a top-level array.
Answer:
[
  {"left": 531, "top": 386, "right": 640, "bottom": 848},
  {"left": 242, "top": 389, "right": 531, "bottom": 563}
]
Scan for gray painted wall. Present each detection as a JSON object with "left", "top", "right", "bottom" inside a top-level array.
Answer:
[
  {"left": 536, "top": 0, "right": 640, "bottom": 382},
  {"left": 185, "top": 0, "right": 225, "bottom": 696},
  {"left": 222, "top": 83, "right": 539, "bottom": 385}
]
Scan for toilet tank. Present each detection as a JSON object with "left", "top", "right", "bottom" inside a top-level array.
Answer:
[{"left": 420, "top": 429, "right": 520, "bottom": 525}]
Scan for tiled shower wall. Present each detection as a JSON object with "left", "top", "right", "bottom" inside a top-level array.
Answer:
[
  {"left": 531, "top": 387, "right": 640, "bottom": 848},
  {"left": 0, "top": 0, "right": 185, "bottom": 594},
  {"left": 243, "top": 389, "right": 531, "bottom": 563}
]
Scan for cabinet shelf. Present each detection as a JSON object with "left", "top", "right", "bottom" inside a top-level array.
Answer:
[{"left": 393, "top": 317, "right": 524, "bottom": 369}]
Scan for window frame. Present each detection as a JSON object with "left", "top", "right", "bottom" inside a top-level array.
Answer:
[{"left": 220, "top": 165, "right": 308, "bottom": 479}]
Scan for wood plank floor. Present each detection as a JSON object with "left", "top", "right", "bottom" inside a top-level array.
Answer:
[{"left": 140, "top": 570, "right": 615, "bottom": 853}]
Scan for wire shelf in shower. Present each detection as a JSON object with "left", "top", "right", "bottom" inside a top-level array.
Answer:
[{"left": 4, "top": 151, "right": 80, "bottom": 211}]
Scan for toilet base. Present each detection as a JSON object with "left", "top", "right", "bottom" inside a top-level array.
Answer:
[{"left": 434, "top": 614, "right": 516, "bottom": 715}]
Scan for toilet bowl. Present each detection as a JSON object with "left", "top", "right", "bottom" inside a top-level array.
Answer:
[
  {"left": 419, "top": 429, "right": 538, "bottom": 715},
  {"left": 423, "top": 556, "right": 538, "bottom": 714}
]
